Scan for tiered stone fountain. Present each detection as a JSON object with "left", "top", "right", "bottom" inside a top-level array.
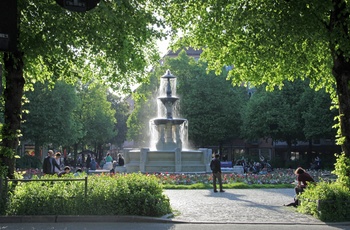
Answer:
[{"left": 124, "top": 70, "right": 212, "bottom": 173}]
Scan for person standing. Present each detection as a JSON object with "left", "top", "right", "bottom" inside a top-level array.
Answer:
[
  {"left": 210, "top": 153, "right": 225, "bottom": 193},
  {"left": 117, "top": 154, "right": 125, "bottom": 166},
  {"left": 86, "top": 154, "right": 91, "bottom": 169},
  {"left": 53, "top": 152, "right": 63, "bottom": 174},
  {"left": 42, "top": 150, "right": 60, "bottom": 175},
  {"left": 42, "top": 150, "right": 54, "bottom": 174}
]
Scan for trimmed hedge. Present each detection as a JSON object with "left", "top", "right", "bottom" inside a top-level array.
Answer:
[
  {"left": 5, "top": 173, "right": 172, "bottom": 217},
  {"left": 298, "top": 181, "right": 350, "bottom": 222}
]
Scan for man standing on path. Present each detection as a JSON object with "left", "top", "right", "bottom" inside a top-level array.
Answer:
[
  {"left": 42, "top": 150, "right": 53, "bottom": 174},
  {"left": 42, "top": 150, "right": 60, "bottom": 175},
  {"left": 210, "top": 153, "right": 225, "bottom": 193}
]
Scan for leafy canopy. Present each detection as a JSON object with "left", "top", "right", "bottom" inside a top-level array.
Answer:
[
  {"left": 160, "top": 1, "right": 335, "bottom": 91},
  {"left": 19, "top": 0, "right": 166, "bottom": 92}
]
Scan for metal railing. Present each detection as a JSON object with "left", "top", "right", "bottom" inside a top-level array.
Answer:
[{"left": 1, "top": 176, "right": 88, "bottom": 202}]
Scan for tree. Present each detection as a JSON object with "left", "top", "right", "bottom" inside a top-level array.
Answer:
[
  {"left": 128, "top": 50, "right": 247, "bottom": 150},
  {"left": 164, "top": 51, "right": 247, "bottom": 148},
  {"left": 76, "top": 82, "right": 116, "bottom": 159},
  {"left": 0, "top": 0, "right": 164, "bottom": 178},
  {"left": 300, "top": 87, "right": 337, "bottom": 141},
  {"left": 107, "top": 92, "right": 130, "bottom": 149},
  {"left": 160, "top": 1, "right": 350, "bottom": 159},
  {"left": 126, "top": 71, "right": 159, "bottom": 147},
  {"left": 22, "top": 81, "right": 81, "bottom": 157},
  {"left": 241, "top": 80, "right": 336, "bottom": 161}
]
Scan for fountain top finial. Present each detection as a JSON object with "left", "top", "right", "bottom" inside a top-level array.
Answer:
[{"left": 161, "top": 69, "right": 176, "bottom": 79}]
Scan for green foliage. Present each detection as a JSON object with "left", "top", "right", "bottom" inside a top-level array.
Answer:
[
  {"left": 6, "top": 173, "right": 171, "bottom": 217},
  {"left": 298, "top": 181, "right": 350, "bottom": 222},
  {"left": 19, "top": 0, "right": 164, "bottom": 91},
  {"left": 131, "top": 50, "right": 248, "bottom": 147},
  {"left": 332, "top": 153, "right": 350, "bottom": 187},
  {"left": 158, "top": 1, "right": 350, "bottom": 160},
  {"left": 126, "top": 71, "right": 159, "bottom": 146},
  {"left": 107, "top": 93, "right": 130, "bottom": 148},
  {"left": 172, "top": 53, "right": 247, "bottom": 146},
  {"left": 22, "top": 81, "right": 81, "bottom": 148},
  {"left": 241, "top": 80, "right": 336, "bottom": 144},
  {"left": 77, "top": 82, "right": 117, "bottom": 147},
  {"left": 15, "top": 155, "right": 42, "bottom": 169},
  {"left": 160, "top": 1, "right": 334, "bottom": 91}
]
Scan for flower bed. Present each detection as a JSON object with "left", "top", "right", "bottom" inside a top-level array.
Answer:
[
  {"left": 150, "top": 168, "right": 335, "bottom": 185},
  {"left": 16, "top": 168, "right": 335, "bottom": 185}
]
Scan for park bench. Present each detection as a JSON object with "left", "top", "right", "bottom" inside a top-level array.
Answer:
[{"left": 220, "top": 161, "right": 233, "bottom": 168}]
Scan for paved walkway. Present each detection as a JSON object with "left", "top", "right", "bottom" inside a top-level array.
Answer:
[
  {"left": 1, "top": 188, "right": 349, "bottom": 228},
  {"left": 163, "top": 188, "right": 325, "bottom": 224}
]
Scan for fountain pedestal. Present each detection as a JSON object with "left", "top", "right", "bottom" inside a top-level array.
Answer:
[{"left": 124, "top": 148, "right": 212, "bottom": 173}]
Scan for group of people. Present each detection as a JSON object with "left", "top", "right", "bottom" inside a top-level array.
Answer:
[
  {"left": 43, "top": 150, "right": 126, "bottom": 175},
  {"left": 99, "top": 153, "right": 125, "bottom": 172},
  {"left": 236, "top": 157, "right": 273, "bottom": 174},
  {"left": 42, "top": 150, "right": 71, "bottom": 177}
]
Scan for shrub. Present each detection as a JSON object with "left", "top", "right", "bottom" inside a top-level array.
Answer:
[
  {"left": 16, "top": 155, "right": 42, "bottom": 170},
  {"left": 332, "top": 153, "right": 350, "bottom": 187},
  {"left": 5, "top": 173, "right": 172, "bottom": 217},
  {"left": 298, "top": 181, "right": 350, "bottom": 222}
]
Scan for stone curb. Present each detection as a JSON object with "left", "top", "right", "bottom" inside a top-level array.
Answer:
[
  {"left": 0, "top": 215, "right": 184, "bottom": 224},
  {"left": 0, "top": 215, "right": 349, "bottom": 226}
]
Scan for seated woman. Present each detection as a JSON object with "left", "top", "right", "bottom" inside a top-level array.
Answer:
[
  {"left": 285, "top": 167, "right": 315, "bottom": 207},
  {"left": 295, "top": 167, "right": 315, "bottom": 195}
]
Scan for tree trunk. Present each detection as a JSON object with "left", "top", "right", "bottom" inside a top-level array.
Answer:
[
  {"left": 73, "top": 143, "right": 78, "bottom": 167},
  {"left": 0, "top": 51, "right": 25, "bottom": 179},
  {"left": 334, "top": 64, "right": 350, "bottom": 158},
  {"left": 330, "top": 0, "right": 350, "bottom": 158}
]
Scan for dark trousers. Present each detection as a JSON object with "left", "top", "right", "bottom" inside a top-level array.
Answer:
[
  {"left": 295, "top": 186, "right": 305, "bottom": 195},
  {"left": 213, "top": 172, "right": 223, "bottom": 191}
]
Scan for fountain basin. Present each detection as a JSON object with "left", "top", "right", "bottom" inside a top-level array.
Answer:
[
  {"left": 124, "top": 148, "right": 212, "bottom": 173},
  {"left": 152, "top": 118, "right": 187, "bottom": 125}
]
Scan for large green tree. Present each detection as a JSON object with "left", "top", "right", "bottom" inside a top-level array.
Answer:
[
  {"left": 107, "top": 93, "right": 130, "bottom": 149},
  {"left": 127, "top": 51, "right": 247, "bottom": 150},
  {"left": 0, "top": 0, "right": 164, "bottom": 178},
  {"left": 160, "top": 1, "right": 350, "bottom": 159},
  {"left": 76, "top": 82, "right": 116, "bottom": 158},
  {"left": 163, "top": 51, "right": 247, "bottom": 148},
  {"left": 22, "top": 81, "right": 81, "bottom": 157},
  {"left": 242, "top": 80, "right": 336, "bottom": 159}
]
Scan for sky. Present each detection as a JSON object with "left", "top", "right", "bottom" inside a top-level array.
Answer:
[{"left": 157, "top": 38, "right": 170, "bottom": 56}]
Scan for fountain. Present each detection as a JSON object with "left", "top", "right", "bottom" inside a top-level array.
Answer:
[{"left": 123, "top": 70, "right": 212, "bottom": 173}]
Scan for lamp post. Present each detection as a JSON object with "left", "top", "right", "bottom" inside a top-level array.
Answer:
[
  {"left": 56, "top": 0, "right": 100, "bottom": 12},
  {"left": 0, "top": 0, "right": 17, "bottom": 52}
]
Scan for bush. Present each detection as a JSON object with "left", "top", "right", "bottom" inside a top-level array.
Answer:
[
  {"left": 298, "top": 181, "right": 350, "bottom": 222},
  {"left": 16, "top": 155, "right": 42, "bottom": 169},
  {"left": 332, "top": 153, "right": 350, "bottom": 187},
  {"left": 5, "top": 173, "right": 172, "bottom": 217}
]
